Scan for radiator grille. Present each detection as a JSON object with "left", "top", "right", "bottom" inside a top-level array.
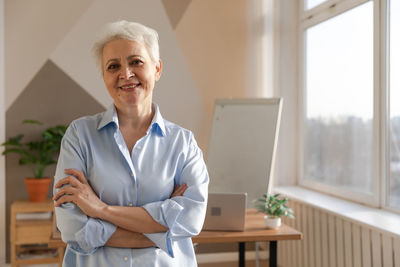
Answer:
[{"left": 278, "top": 200, "right": 400, "bottom": 267}]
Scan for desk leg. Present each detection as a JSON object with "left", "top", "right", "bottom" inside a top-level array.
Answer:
[
  {"left": 269, "top": 241, "right": 277, "bottom": 267},
  {"left": 239, "top": 242, "right": 245, "bottom": 267}
]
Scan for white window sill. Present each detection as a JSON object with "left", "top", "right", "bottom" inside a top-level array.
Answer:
[{"left": 275, "top": 186, "right": 400, "bottom": 237}]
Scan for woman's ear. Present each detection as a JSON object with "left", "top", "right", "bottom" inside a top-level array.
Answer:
[{"left": 155, "top": 59, "right": 162, "bottom": 81}]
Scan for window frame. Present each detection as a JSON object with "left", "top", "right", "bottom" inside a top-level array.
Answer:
[{"left": 297, "top": 0, "right": 389, "bottom": 208}]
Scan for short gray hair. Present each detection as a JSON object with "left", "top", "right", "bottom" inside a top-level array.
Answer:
[{"left": 92, "top": 20, "right": 160, "bottom": 70}]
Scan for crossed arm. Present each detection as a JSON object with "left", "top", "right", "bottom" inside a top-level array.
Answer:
[{"left": 53, "top": 168, "right": 187, "bottom": 248}]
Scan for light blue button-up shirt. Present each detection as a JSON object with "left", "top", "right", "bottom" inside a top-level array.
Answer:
[{"left": 54, "top": 104, "right": 209, "bottom": 267}]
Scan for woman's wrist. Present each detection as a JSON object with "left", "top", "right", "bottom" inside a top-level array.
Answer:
[
  {"left": 96, "top": 203, "right": 110, "bottom": 220},
  {"left": 106, "top": 227, "right": 155, "bottom": 248}
]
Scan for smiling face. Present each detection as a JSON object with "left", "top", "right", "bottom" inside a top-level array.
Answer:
[{"left": 102, "top": 39, "right": 162, "bottom": 111}]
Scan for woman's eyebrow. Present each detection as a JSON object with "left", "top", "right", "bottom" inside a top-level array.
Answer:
[
  {"left": 105, "top": 58, "right": 120, "bottom": 65},
  {"left": 127, "top": 55, "right": 143, "bottom": 60}
]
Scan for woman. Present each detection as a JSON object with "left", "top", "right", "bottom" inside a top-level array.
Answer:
[{"left": 53, "top": 20, "right": 209, "bottom": 267}]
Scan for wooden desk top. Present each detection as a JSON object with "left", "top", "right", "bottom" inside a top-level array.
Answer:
[
  {"left": 192, "top": 209, "right": 302, "bottom": 244},
  {"left": 48, "top": 209, "right": 302, "bottom": 247}
]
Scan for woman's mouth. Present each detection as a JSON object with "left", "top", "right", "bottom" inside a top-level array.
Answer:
[{"left": 119, "top": 83, "right": 140, "bottom": 91}]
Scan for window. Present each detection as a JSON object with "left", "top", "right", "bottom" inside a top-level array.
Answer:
[
  {"left": 299, "top": 0, "right": 394, "bottom": 208},
  {"left": 304, "top": 2, "right": 373, "bottom": 194}
]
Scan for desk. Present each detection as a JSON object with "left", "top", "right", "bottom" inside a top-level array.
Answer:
[{"left": 192, "top": 209, "right": 302, "bottom": 267}]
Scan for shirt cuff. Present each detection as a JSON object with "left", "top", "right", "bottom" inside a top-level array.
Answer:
[
  {"left": 142, "top": 199, "right": 184, "bottom": 257},
  {"left": 142, "top": 199, "right": 184, "bottom": 228},
  {"left": 74, "top": 218, "right": 117, "bottom": 254},
  {"left": 144, "top": 232, "right": 174, "bottom": 257}
]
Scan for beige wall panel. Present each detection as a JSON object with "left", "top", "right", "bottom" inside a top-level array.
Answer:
[
  {"left": 0, "top": 0, "right": 5, "bottom": 263},
  {"left": 50, "top": 0, "right": 207, "bottom": 149},
  {"left": 5, "top": 0, "right": 94, "bottom": 109},
  {"left": 175, "top": 0, "right": 249, "bottom": 149},
  {"left": 161, "top": 0, "right": 192, "bottom": 29},
  {"left": 5, "top": 60, "right": 105, "bottom": 261}
]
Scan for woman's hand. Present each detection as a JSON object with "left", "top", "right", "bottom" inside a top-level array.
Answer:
[
  {"left": 170, "top": 184, "right": 187, "bottom": 198},
  {"left": 53, "top": 169, "right": 107, "bottom": 218}
]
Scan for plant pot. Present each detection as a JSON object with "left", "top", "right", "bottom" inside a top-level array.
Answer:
[
  {"left": 264, "top": 215, "right": 281, "bottom": 229},
  {"left": 24, "top": 177, "right": 52, "bottom": 202}
]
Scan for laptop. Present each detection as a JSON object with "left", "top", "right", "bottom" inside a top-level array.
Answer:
[{"left": 202, "top": 192, "right": 247, "bottom": 231}]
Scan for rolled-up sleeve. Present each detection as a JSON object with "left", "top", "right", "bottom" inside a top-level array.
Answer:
[
  {"left": 54, "top": 123, "right": 117, "bottom": 254},
  {"left": 142, "top": 133, "right": 209, "bottom": 257}
]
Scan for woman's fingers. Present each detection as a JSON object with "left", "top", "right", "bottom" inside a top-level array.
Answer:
[
  {"left": 54, "top": 194, "right": 75, "bottom": 207},
  {"left": 54, "top": 169, "right": 87, "bottom": 190},
  {"left": 53, "top": 186, "right": 78, "bottom": 202},
  {"left": 176, "top": 184, "right": 187, "bottom": 195},
  {"left": 64, "top": 169, "right": 88, "bottom": 185},
  {"left": 54, "top": 176, "right": 81, "bottom": 189},
  {"left": 170, "top": 184, "right": 188, "bottom": 198}
]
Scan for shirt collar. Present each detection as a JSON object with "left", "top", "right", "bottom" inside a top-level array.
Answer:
[
  {"left": 97, "top": 103, "right": 166, "bottom": 137},
  {"left": 149, "top": 103, "right": 166, "bottom": 136},
  {"left": 97, "top": 104, "right": 119, "bottom": 130}
]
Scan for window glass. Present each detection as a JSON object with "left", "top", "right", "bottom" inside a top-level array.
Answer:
[
  {"left": 305, "top": 0, "right": 328, "bottom": 10},
  {"left": 389, "top": 0, "right": 400, "bottom": 208},
  {"left": 303, "top": 2, "right": 374, "bottom": 193}
]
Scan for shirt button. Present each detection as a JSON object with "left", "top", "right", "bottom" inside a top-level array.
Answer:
[
  {"left": 137, "top": 146, "right": 142, "bottom": 150},
  {"left": 128, "top": 203, "right": 133, "bottom": 206},
  {"left": 124, "top": 256, "right": 128, "bottom": 261}
]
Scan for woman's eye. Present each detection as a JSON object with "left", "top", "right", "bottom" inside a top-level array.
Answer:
[
  {"left": 107, "top": 64, "right": 119, "bottom": 70},
  {"left": 130, "top": 59, "right": 143, "bottom": 66}
]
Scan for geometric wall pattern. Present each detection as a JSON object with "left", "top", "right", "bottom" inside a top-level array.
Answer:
[
  {"left": 161, "top": 0, "right": 192, "bottom": 29},
  {"left": 4, "top": 0, "right": 95, "bottom": 110}
]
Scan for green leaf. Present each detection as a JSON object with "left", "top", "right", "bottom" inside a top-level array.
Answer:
[
  {"left": 1, "top": 134, "right": 24, "bottom": 147},
  {"left": 43, "top": 131, "right": 54, "bottom": 139},
  {"left": 2, "top": 148, "right": 27, "bottom": 156}
]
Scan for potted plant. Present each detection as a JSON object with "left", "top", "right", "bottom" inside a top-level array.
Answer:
[
  {"left": 1, "top": 120, "right": 67, "bottom": 202},
  {"left": 254, "top": 193, "right": 294, "bottom": 229}
]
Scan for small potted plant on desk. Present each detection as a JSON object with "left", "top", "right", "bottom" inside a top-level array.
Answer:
[
  {"left": 1, "top": 120, "right": 67, "bottom": 202},
  {"left": 254, "top": 193, "right": 295, "bottom": 229}
]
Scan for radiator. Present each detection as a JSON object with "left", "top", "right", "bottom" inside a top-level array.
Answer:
[{"left": 277, "top": 200, "right": 400, "bottom": 267}]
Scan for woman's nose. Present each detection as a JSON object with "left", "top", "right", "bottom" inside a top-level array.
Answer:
[{"left": 119, "top": 67, "right": 134, "bottom": 80}]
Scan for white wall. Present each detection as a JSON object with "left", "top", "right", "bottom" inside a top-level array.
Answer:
[{"left": 0, "top": 0, "right": 6, "bottom": 263}]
